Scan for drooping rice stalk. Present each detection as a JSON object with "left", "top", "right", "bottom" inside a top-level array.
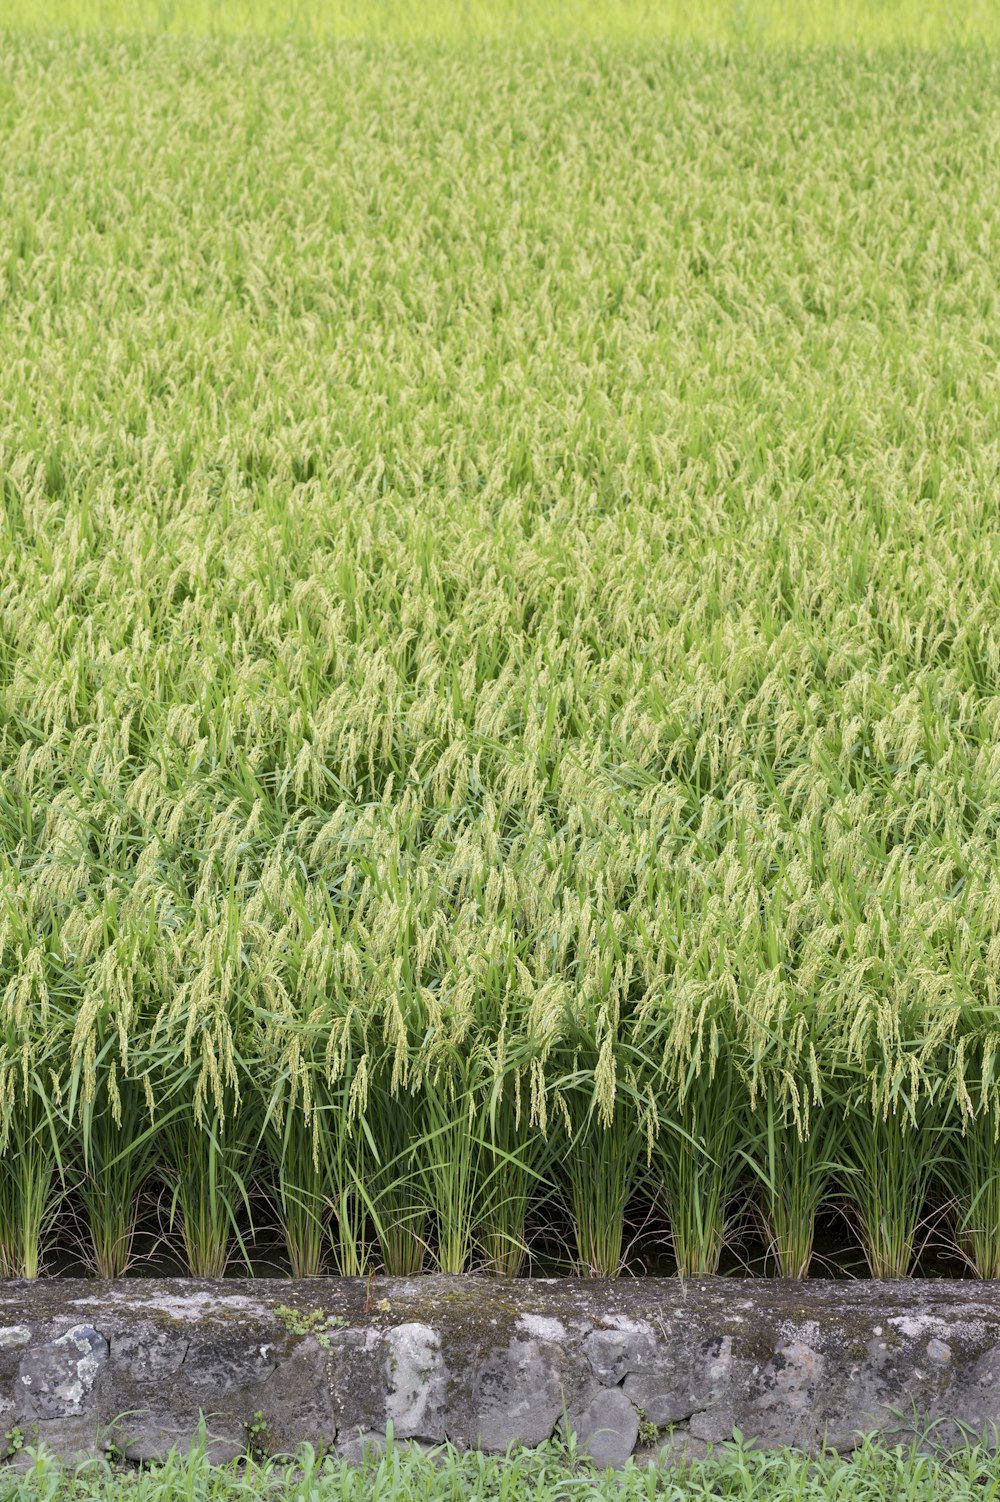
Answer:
[
  {"left": 551, "top": 1014, "right": 654, "bottom": 1278},
  {"left": 365, "top": 1081, "right": 428, "bottom": 1276},
  {"left": 266, "top": 1100, "right": 329, "bottom": 1279},
  {"left": 0, "top": 1093, "right": 65, "bottom": 1279},
  {"left": 66, "top": 986, "right": 161, "bottom": 1279},
  {"left": 933, "top": 1012, "right": 1000, "bottom": 1277},
  {"left": 839, "top": 1097, "right": 946, "bottom": 1280},
  {"left": 938, "top": 1022, "right": 1000, "bottom": 1279},
  {"left": 561, "top": 1098, "right": 644, "bottom": 1277},
  {"left": 411, "top": 1070, "right": 481, "bottom": 1276},
  {"left": 159, "top": 1101, "right": 255, "bottom": 1278},
  {"left": 0, "top": 923, "right": 70, "bottom": 1279},
  {"left": 0, "top": 1011, "right": 68, "bottom": 1280},
  {"left": 654, "top": 1040, "right": 749, "bottom": 1278},
  {"left": 153, "top": 1015, "right": 257, "bottom": 1277},
  {"left": 742, "top": 1005, "right": 838, "bottom": 1280},
  {"left": 75, "top": 1073, "right": 159, "bottom": 1279},
  {"left": 475, "top": 1081, "right": 549, "bottom": 1279},
  {"left": 751, "top": 1104, "right": 840, "bottom": 1280},
  {"left": 324, "top": 1101, "right": 371, "bottom": 1278},
  {"left": 833, "top": 985, "right": 953, "bottom": 1279},
  {"left": 947, "top": 1106, "right": 1000, "bottom": 1279}
]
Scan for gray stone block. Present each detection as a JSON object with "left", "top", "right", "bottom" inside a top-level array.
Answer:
[
  {"left": 563, "top": 1386, "right": 639, "bottom": 1469},
  {"left": 623, "top": 1333, "right": 733, "bottom": 1426},
  {"left": 18, "top": 1326, "right": 107, "bottom": 1421},
  {"left": 385, "top": 1323, "right": 447, "bottom": 1441},
  {"left": 472, "top": 1331, "right": 569, "bottom": 1452}
]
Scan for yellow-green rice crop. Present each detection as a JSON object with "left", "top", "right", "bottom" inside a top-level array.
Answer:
[
  {"left": 4, "top": 0, "right": 1000, "bottom": 45},
  {"left": 0, "top": 13, "right": 999, "bottom": 1279}
]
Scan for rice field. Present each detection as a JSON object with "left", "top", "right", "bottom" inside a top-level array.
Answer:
[
  {"left": 1, "top": 3, "right": 999, "bottom": 1282},
  {"left": 7, "top": 0, "right": 1000, "bottom": 44}
]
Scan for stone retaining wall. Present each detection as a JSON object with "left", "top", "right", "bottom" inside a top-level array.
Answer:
[{"left": 1, "top": 1279, "right": 998, "bottom": 1467}]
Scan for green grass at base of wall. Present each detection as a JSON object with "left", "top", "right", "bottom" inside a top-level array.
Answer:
[{"left": 8, "top": 1431, "right": 1000, "bottom": 1502}]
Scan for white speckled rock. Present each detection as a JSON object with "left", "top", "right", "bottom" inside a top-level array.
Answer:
[
  {"left": 385, "top": 1323, "right": 447, "bottom": 1440},
  {"left": 17, "top": 1326, "right": 107, "bottom": 1421}
]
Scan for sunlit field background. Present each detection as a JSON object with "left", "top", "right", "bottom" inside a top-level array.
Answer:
[
  {"left": 3, "top": 0, "right": 999, "bottom": 43},
  {"left": 0, "top": 0, "right": 998, "bottom": 1287},
  {"left": 1, "top": 0, "right": 996, "bottom": 41}
]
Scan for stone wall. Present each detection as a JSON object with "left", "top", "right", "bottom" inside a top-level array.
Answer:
[{"left": 0, "top": 1278, "right": 998, "bottom": 1467}]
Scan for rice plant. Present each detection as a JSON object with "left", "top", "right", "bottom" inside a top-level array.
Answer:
[
  {"left": 558, "top": 1086, "right": 648, "bottom": 1278},
  {"left": 947, "top": 1110, "right": 1000, "bottom": 1281},
  {"left": 940, "top": 1027, "right": 1000, "bottom": 1279},
  {"left": 364, "top": 1079, "right": 429, "bottom": 1277},
  {"left": 749, "top": 1103, "right": 839, "bottom": 1281},
  {"left": 73, "top": 1070, "right": 160, "bottom": 1279},
  {"left": 654, "top": 1057, "right": 749, "bottom": 1279}
]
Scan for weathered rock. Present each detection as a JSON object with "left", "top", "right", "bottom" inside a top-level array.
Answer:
[
  {"left": 336, "top": 1429, "right": 435, "bottom": 1463},
  {"left": 920, "top": 1339, "right": 1000, "bottom": 1448},
  {"left": 257, "top": 1338, "right": 338, "bottom": 1454},
  {"left": 744, "top": 1336, "right": 825, "bottom": 1448},
  {"left": 180, "top": 1333, "right": 277, "bottom": 1395},
  {"left": 112, "top": 1329, "right": 188, "bottom": 1383},
  {"left": 472, "top": 1329, "right": 569, "bottom": 1452},
  {"left": 112, "top": 1414, "right": 246, "bottom": 1466},
  {"left": 18, "top": 1326, "right": 107, "bottom": 1421},
  {"left": 385, "top": 1324, "right": 447, "bottom": 1441},
  {"left": 623, "top": 1333, "right": 733, "bottom": 1426},
  {"left": 657, "top": 1430, "right": 713, "bottom": 1464},
  {"left": 106, "top": 1316, "right": 337, "bottom": 1462},
  {"left": 326, "top": 1325, "right": 386, "bottom": 1436},
  {"left": 336, "top": 1428, "right": 387, "bottom": 1463},
  {"left": 12, "top": 1419, "right": 103, "bottom": 1469},
  {"left": 688, "top": 1404, "right": 736, "bottom": 1443},
  {"left": 562, "top": 1386, "right": 639, "bottom": 1469},
  {"left": 584, "top": 1320, "right": 657, "bottom": 1385}
]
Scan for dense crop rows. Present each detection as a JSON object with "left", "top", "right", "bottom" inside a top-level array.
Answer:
[
  {"left": 1, "top": 28, "right": 999, "bottom": 1281},
  {"left": 7, "top": 0, "right": 1000, "bottom": 44}
]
